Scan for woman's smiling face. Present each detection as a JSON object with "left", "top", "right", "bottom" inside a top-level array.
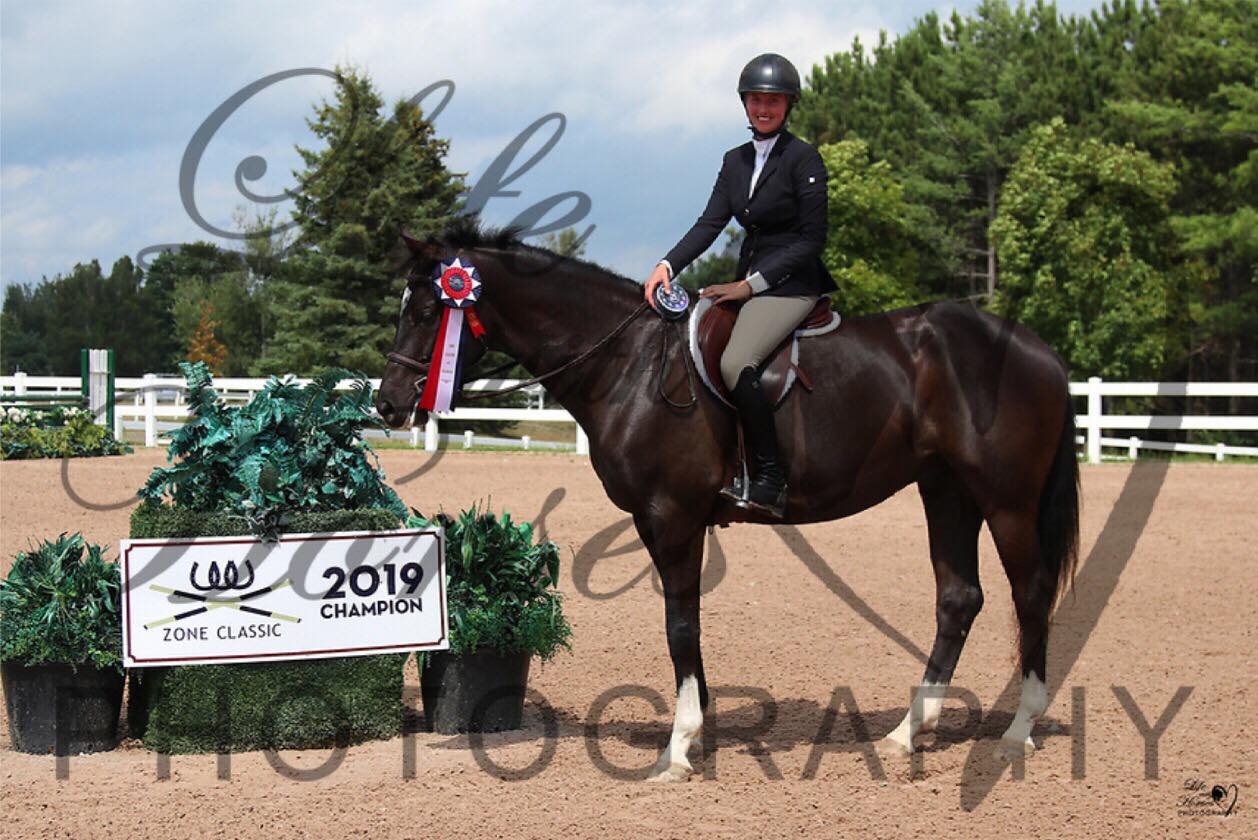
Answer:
[{"left": 743, "top": 91, "right": 789, "bottom": 133}]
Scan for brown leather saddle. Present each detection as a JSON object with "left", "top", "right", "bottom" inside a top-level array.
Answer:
[{"left": 687, "top": 295, "right": 841, "bottom": 409}]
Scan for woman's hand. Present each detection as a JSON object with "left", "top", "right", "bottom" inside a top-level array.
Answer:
[
  {"left": 700, "top": 280, "right": 753, "bottom": 305},
  {"left": 644, "top": 262, "right": 673, "bottom": 310}
]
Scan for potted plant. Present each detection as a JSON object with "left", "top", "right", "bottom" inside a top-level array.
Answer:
[
  {"left": 407, "top": 503, "right": 572, "bottom": 734},
  {"left": 0, "top": 533, "right": 125, "bottom": 755},
  {"left": 128, "top": 361, "right": 413, "bottom": 753},
  {"left": 1, "top": 405, "right": 131, "bottom": 460}
]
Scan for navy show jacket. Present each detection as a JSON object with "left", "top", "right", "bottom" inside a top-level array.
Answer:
[{"left": 663, "top": 128, "right": 838, "bottom": 298}]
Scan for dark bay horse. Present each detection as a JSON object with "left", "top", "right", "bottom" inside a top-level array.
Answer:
[{"left": 377, "top": 219, "right": 1080, "bottom": 781}]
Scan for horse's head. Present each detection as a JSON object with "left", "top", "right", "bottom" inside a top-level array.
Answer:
[{"left": 376, "top": 229, "right": 489, "bottom": 428}]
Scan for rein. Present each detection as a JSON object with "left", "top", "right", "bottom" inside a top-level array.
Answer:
[
  {"left": 461, "top": 300, "right": 652, "bottom": 401},
  {"left": 390, "top": 299, "right": 696, "bottom": 407}
]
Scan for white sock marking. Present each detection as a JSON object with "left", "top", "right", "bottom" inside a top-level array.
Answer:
[
  {"left": 656, "top": 675, "right": 703, "bottom": 774},
  {"left": 1001, "top": 673, "right": 1048, "bottom": 748},
  {"left": 885, "top": 681, "right": 946, "bottom": 753}
]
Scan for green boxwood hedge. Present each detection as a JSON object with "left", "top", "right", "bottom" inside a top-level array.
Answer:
[{"left": 127, "top": 505, "right": 408, "bottom": 754}]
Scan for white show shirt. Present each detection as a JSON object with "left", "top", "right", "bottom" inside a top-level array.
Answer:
[{"left": 748, "top": 134, "right": 779, "bottom": 197}]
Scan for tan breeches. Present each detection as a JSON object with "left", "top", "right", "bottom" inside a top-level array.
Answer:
[{"left": 719, "top": 294, "right": 820, "bottom": 391}]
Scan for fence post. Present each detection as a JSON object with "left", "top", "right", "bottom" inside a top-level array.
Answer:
[
  {"left": 143, "top": 373, "right": 157, "bottom": 448},
  {"left": 1128, "top": 436, "right": 1139, "bottom": 460},
  {"left": 463, "top": 430, "right": 474, "bottom": 449},
  {"left": 425, "top": 415, "right": 438, "bottom": 452},
  {"left": 410, "top": 426, "right": 420, "bottom": 447},
  {"left": 1086, "top": 376, "right": 1102, "bottom": 465},
  {"left": 522, "top": 435, "right": 531, "bottom": 451},
  {"left": 85, "top": 348, "right": 113, "bottom": 428},
  {"left": 1216, "top": 442, "right": 1226, "bottom": 463},
  {"left": 13, "top": 371, "right": 26, "bottom": 396},
  {"left": 575, "top": 423, "right": 589, "bottom": 456},
  {"left": 106, "top": 349, "right": 115, "bottom": 432}
]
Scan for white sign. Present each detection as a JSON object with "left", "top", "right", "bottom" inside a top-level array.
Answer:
[{"left": 120, "top": 529, "right": 448, "bottom": 667}]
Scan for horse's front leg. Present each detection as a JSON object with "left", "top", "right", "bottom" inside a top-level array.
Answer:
[{"left": 633, "top": 510, "right": 708, "bottom": 782}]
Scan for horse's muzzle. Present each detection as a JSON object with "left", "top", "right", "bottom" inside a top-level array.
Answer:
[{"left": 375, "top": 395, "right": 426, "bottom": 429}]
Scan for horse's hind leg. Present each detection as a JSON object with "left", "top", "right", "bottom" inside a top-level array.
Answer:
[
  {"left": 879, "top": 468, "right": 984, "bottom": 757},
  {"left": 633, "top": 510, "right": 708, "bottom": 782},
  {"left": 986, "top": 506, "right": 1054, "bottom": 760}
]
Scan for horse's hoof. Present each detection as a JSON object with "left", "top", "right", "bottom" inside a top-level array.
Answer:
[
  {"left": 993, "top": 737, "right": 1035, "bottom": 763},
  {"left": 875, "top": 736, "right": 914, "bottom": 761},
  {"left": 647, "top": 761, "right": 693, "bottom": 783}
]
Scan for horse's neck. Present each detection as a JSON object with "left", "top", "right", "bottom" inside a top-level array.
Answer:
[{"left": 478, "top": 249, "right": 650, "bottom": 422}]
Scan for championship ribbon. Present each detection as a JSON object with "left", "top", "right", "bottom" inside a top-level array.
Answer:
[{"left": 418, "top": 256, "right": 485, "bottom": 413}]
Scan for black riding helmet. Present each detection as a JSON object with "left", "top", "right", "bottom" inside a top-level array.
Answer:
[{"left": 738, "top": 53, "right": 801, "bottom": 138}]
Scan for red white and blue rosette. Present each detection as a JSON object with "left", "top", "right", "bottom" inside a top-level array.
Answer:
[{"left": 418, "top": 257, "right": 486, "bottom": 413}]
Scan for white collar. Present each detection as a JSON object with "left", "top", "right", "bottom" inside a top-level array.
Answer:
[{"left": 752, "top": 134, "right": 779, "bottom": 156}]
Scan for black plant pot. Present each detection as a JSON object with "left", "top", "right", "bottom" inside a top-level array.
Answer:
[
  {"left": 2, "top": 661, "right": 125, "bottom": 755},
  {"left": 421, "top": 650, "right": 531, "bottom": 734}
]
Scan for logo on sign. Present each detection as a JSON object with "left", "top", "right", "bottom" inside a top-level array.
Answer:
[{"left": 120, "top": 529, "right": 448, "bottom": 667}]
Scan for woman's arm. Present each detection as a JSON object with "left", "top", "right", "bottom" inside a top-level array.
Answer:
[{"left": 661, "top": 151, "right": 735, "bottom": 275}]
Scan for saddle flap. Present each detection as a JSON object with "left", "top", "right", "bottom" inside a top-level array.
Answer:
[
  {"left": 696, "top": 301, "right": 740, "bottom": 401},
  {"left": 800, "top": 297, "right": 833, "bottom": 330},
  {"left": 688, "top": 295, "right": 840, "bottom": 409}
]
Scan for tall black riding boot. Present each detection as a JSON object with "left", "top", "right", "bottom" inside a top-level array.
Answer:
[{"left": 723, "top": 366, "right": 788, "bottom": 519}]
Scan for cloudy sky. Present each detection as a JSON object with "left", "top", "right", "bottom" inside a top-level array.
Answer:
[{"left": 1, "top": 0, "right": 1103, "bottom": 292}]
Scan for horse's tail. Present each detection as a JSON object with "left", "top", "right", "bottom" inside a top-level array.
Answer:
[{"left": 1038, "top": 396, "right": 1081, "bottom": 605}]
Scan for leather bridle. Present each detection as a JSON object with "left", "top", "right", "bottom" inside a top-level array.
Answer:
[{"left": 385, "top": 289, "right": 680, "bottom": 403}]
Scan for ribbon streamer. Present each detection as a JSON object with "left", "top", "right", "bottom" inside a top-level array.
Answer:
[
  {"left": 418, "top": 256, "right": 485, "bottom": 412},
  {"left": 419, "top": 307, "right": 466, "bottom": 412}
]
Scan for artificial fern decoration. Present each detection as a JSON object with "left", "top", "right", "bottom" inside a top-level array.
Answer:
[
  {"left": 0, "top": 533, "right": 122, "bottom": 671},
  {"left": 139, "top": 361, "right": 406, "bottom": 536},
  {"left": 406, "top": 502, "right": 572, "bottom": 661}
]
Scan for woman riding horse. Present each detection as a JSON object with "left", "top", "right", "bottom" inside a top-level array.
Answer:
[
  {"left": 644, "top": 53, "right": 838, "bottom": 520},
  {"left": 379, "top": 59, "right": 1079, "bottom": 781}
]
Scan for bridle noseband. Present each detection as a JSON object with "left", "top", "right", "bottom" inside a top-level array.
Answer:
[{"left": 386, "top": 350, "right": 429, "bottom": 375}]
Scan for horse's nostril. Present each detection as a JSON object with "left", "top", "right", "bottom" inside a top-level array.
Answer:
[{"left": 377, "top": 399, "right": 394, "bottom": 418}]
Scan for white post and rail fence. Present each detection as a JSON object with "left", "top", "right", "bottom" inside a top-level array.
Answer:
[
  {"left": 3, "top": 359, "right": 1256, "bottom": 463},
  {"left": 1069, "top": 377, "right": 1258, "bottom": 463}
]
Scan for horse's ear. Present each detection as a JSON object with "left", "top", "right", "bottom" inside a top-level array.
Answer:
[{"left": 399, "top": 227, "right": 443, "bottom": 260}]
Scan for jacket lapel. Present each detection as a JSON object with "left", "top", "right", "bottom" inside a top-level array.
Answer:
[{"left": 736, "top": 143, "right": 756, "bottom": 207}]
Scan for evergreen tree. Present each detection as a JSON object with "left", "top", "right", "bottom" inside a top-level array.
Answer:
[
  {"left": 794, "top": 0, "right": 1254, "bottom": 388},
  {"left": 1096, "top": 0, "right": 1257, "bottom": 383},
  {"left": 1, "top": 283, "right": 50, "bottom": 374},
  {"left": 0, "top": 256, "right": 169, "bottom": 375},
  {"left": 795, "top": 1, "right": 1108, "bottom": 301},
  {"left": 258, "top": 64, "right": 465, "bottom": 376}
]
